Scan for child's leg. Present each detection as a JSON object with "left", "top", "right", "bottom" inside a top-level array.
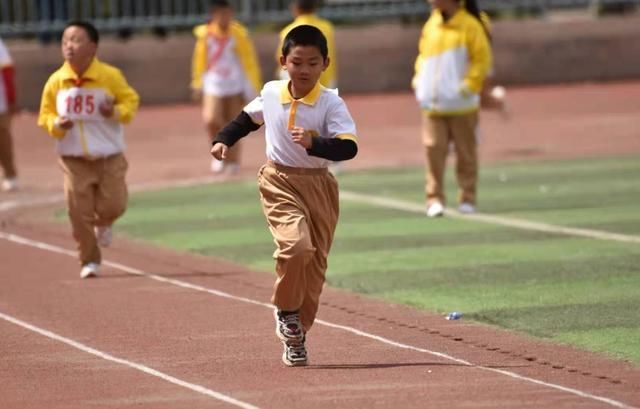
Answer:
[
  {"left": 0, "top": 113, "right": 17, "bottom": 179},
  {"left": 259, "top": 164, "right": 316, "bottom": 312},
  {"left": 298, "top": 173, "right": 339, "bottom": 332},
  {"left": 202, "top": 93, "right": 225, "bottom": 144},
  {"left": 94, "top": 154, "right": 128, "bottom": 228},
  {"left": 59, "top": 157, "right": 101, "bottom": 266},
  {"left": 450, "top": 112, "right": 479, "bottom": 205},
  {"left": 422, "top": 113, "right": 450, "bottom": 205}
]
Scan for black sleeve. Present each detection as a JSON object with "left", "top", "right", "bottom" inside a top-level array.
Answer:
[
  {"left": 306, "top": 137, "right": 358, "bottom": 162},
  {"left": 213, "top": 111, "right": 261, "bottom": 148}
]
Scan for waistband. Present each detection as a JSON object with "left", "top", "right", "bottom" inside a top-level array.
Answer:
[
  {"left": 61, "top": 152, "right": 123, "bottom": 162},
  {"left": 266, "top": 160, "right": 328, "bottom": 176}
]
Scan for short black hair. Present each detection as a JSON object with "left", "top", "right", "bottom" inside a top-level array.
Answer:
[
  {"left": 64, "top": 21, "right": 99, "bottom": 44},
  {"left": 209, "top": 0, "right": 231, "bottom": 10},
  {"left": 295, "top": 0, "right": 318, "bottom": 13},
  {"left": 282, "top": 25, "right": 328, "bottom": 60}
]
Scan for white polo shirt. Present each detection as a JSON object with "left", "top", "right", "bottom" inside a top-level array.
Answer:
[
  {"left": 0, "top": 38, "right": 13, "bottom": 114},
  {"left": 244, "top": 80, "right": 357, "bottom": 168}
]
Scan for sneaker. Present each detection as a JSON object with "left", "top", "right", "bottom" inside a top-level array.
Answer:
[
  {"left": 210, "top": 158, "right": 225, "bottom": 174},
  {"left": 226, "top": 163, "right": 240, "bottom": 175},
  {"left": 458, "top": 202, "right": 476, "bottom": 214},
  {"left": 274, "top": 309, "right": 305, "bottom": 345},
  {"left": 80, "top": 262, "right": 100, "bottom": 279},
  {"left": 1, "top": 178, "right": 18, "bottom": 192},
  {"left": 426, "top": 201, "right": 444, "bottom": 218},
  {"left": 95, "top": 225, "right": 112, "bottom": 247},
  {"left": 282, "top": 338, "right": 308, "bottom": 367}
]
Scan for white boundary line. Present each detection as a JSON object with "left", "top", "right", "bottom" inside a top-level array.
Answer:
[
  {"left": 340, "top": 191, "right": 640, "bottom": 244},
  {"left": 0, "top": 310, "right": 260, "bottom": 409},
  {"left": 0, "top": 231, "right": 637, "bottom": 409}
]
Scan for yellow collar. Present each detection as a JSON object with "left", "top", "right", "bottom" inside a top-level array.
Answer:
[
  {"left": 60, "top": 57, "right": 100, "bottom": 82},
  {"left": 279, "top": 81, "right": 323, "bottom": 106},
  {"left": 293, "top": 14, "right": 320, "bottom": 24}
]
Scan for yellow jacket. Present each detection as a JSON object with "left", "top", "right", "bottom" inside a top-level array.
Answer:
[
  {"left": 38, "top": 58, "right": 139, "bottom": 157},
  {"left": 277, "top": 14, "right": 337, "bottom": 88},
  {"left": 191, "top": 21, "right": 262, "bottom": 98},
  {"left": 413, "top": 8, "right": 492, "bottom": 115}
]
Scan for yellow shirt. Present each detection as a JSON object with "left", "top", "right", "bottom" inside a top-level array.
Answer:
[
  {"left": 277, "top": 14, "right": 337, "bottom": 88},
  {"left": 191, "top": 21, "right": 262, "bottom": 99},
  {"left": 38, "top": 58, "right": 140, "bottom": 157},
  {"left": 412, "top": 9, "right": 492, "bottom": 115}
]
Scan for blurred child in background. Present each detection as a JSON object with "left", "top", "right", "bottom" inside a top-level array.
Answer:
[
  {"left": 0, "top": 36, "right": 18, "bottom": 192},
  {"left": 191, "top": 0, "right": 262, "bottom": 175},
  {"left": 38, "top": 21, "right": 139, "bottom": 278},
  {"left": 413, "top": 0, "right": 492, "bottom": 217}
]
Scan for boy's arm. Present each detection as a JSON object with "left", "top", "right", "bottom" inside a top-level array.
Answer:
[
  {"left": 214, "top": 111, "right": 261, "bottom": 148},
  {"left": 110, "top": 68, "right": 140, "bottom": 124},
  {"left": 37, "top": 77, "right": 66, "bottom": 139},
  {"left": 191, "top": 27, "right": 207, "bottom": 91},
  {"left": 462, "top": 23, "right": 492, "bottom": 95},
  {"left": 307, "top": 137, "right": 357, "bottom": 161},
  {"left": 307, "top": 98, "right": 358, "bottom": 161}
]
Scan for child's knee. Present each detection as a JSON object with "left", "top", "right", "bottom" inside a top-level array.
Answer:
[{"left": 278, "top": 236, "right": 315, "bottom": 262}]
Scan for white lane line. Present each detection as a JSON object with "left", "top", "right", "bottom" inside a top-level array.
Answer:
[
  {"left": 1, "top": 231, "right": 637, "bottom": 409},
  {"left": 0, "top": 311, "right": 260, "bottom": 409},
  {"left": 340, "top": 190, "right": 640, "bottom": 244}
]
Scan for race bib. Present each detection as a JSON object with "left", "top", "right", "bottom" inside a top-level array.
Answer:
[{"left": 56, "top": 88, "right": 109, "bottom": 121}]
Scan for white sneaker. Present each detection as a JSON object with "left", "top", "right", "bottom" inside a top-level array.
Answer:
[
  {"left": 1, "top": 178, "right": 18, "bottom": 192},
  {"left": 458, "top": 202, "right": 476, "bottom": 214},
  {"left": 426, "top": 201, "right": 445, "bottom": 218},
  {"left": 95, "top": 226, "right": 112, "bottom": 247},
  {"left": 80, "top": 262, "right": 100, "bottom": 279},
  {"left": 210, "top": 158, "right": 225, "bottom": 174},
  {"left": 226, "top": 163, "right": 240, "bottom": 175}
]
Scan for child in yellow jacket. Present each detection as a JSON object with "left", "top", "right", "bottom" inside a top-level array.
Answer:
[
  {"left": 191, "top": 0, "right": 262, "bottom": 174},
  {"left": 413, "top": 0, "right": 492, "bottom": 217},
  {"left": 38, "top": 21, "right": 139, "bottom": 278}
]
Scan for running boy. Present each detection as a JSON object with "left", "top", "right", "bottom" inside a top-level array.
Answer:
[
  {"left": 191, "top": 0, "right": 262, "bottom": 174},
  {"left": 276, "top": 0, "right": 337, "bottom": 89},
  {"left": 211, "top": 25, "right": 358, "bottom": 366},
  {"left": 38, "top": 21, "right": 139, "bottom": 278},
  {"left": 0, "top": 36, "right": 18, "bottom": 192}
]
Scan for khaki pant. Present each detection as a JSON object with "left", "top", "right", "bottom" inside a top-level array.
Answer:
[
  {"left": 203, "top": 93, "right": 245, "bottom": 164},
  {"left": 422, "top": 111, "right": 479, "bottom": 205},
  {"left": 258, "top": 161, "right": 339, "bottom": 332},
  {"left": 59, "top": 154, "right": 128, "bottom": 265},
  {"left": 0, "top": 113, "right": 17, "bottom": 179}
]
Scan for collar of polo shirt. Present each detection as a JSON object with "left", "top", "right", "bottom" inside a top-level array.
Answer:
[
  {"left": 279, "top": 81, "right": 323, "bottom": 106},
  {"left": 61, "top": 57, "right": 101, "bottom": 84}
]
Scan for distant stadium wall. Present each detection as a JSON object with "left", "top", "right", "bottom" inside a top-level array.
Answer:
[{"left": 10, "top": 15, "right": 640, "bottom": 110}]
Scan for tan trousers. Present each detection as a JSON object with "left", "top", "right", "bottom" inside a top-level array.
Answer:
[
  {"left": 422, "top": 111, "right": 479, "bottom": 205},
  {"left": 203, "top": 93, "right": 245, "bottom": 164},
  {"left": 258, "top": 161, "right": 339, "bottom": 332},
  {"left": 0, "top": 113, "right": 17, "bottom": 179},
  {"left": 59, "top": 154, "right": 128, "bottom": 265}
]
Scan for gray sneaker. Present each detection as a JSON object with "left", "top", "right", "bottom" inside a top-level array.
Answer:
[
  {"left": 282, "top": 337, "right": 308, "bottom": 367},
  {"left": 274, "top": 309, "right": 304, "bottom": 344}
]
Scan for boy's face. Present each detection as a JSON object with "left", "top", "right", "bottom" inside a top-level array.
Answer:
[
  {"left": 211, "top": 7, "right": 233, "bottom": 30},
  {"left": 61, "top": 26, "right": 97, "bottom": 68},
  {"left": 280, "top": 45, "right": 329, "bottom": 91},
  {"left": 429, "top": 0, "right": 457, "bottom": 11}
]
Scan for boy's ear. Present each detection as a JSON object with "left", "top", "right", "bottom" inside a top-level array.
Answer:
[
  {"left": 322, "top": 57, "right": 331, "bottom": 71},
  {"left": 279, "top": 55, "right": 287, "bottom": 67}
]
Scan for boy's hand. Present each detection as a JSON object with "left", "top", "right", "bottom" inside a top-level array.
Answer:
[
  {"left": 211, "top": 142, "right": 228, "bottom": 160},
  {"left": 99, "top": 98, "right": 115, "bottom": 118},
  {"left": 291, "top": 126, "right": 313, "bottom": 149},
  {"left": 58, "top": 116, "right": 74, "bottom": 130}
]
